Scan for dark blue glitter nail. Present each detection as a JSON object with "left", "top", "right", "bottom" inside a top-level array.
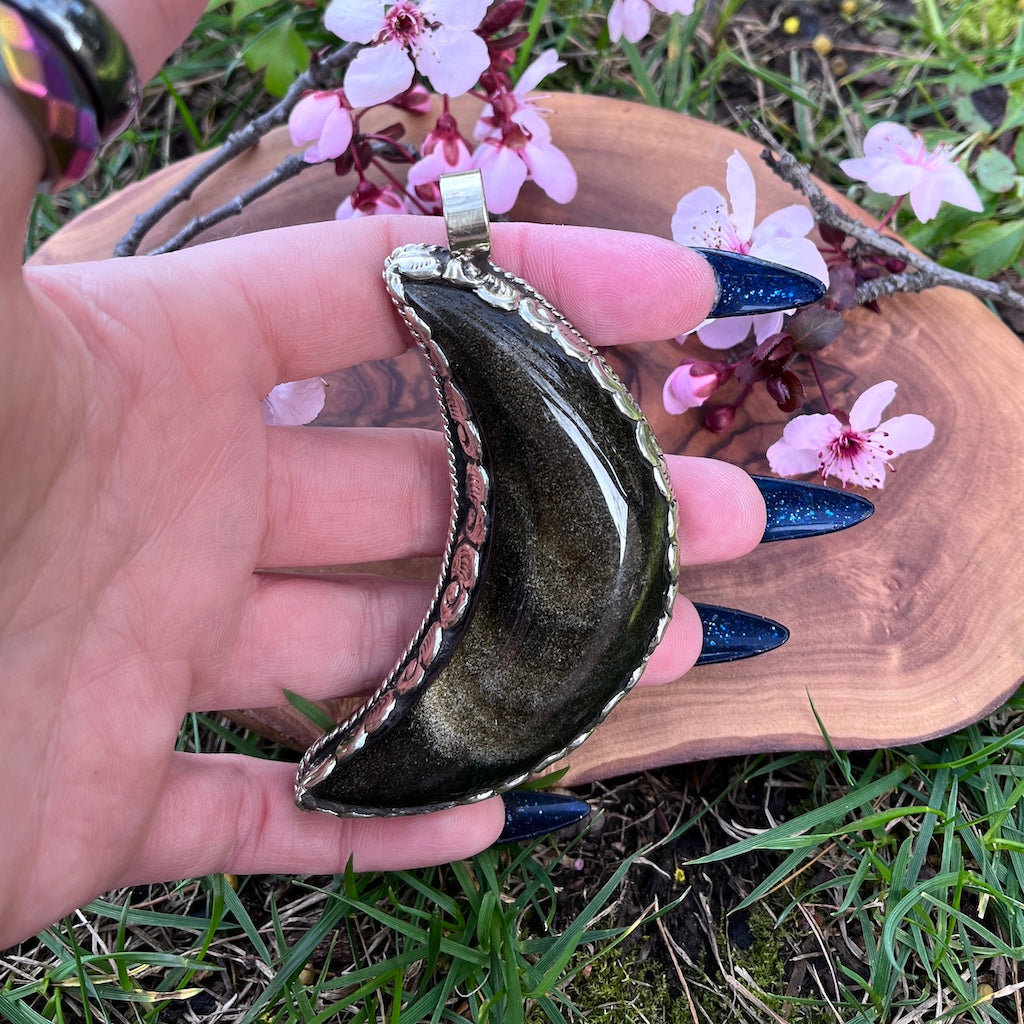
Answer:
[
  {"left": 753, "top": 476, "right": 875, "bottom": 543},
  {"left": 694, "top": 604, "right": 789, "bottom": 665},
  {"left": 693, "top": 247, "right": 826, "bottom": 317},
  {"left": 495, "top": 790, "right": 591, "bottom": 844}
]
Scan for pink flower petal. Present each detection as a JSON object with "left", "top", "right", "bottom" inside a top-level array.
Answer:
[
  {"left": 262, "top": 378, "right": 326, "bottom": 426},
  {"left": 289, "top": 92, "right": 333, "bottom": 145},
  {"left": 407, "top": 138, "right": 473, "bottom": 185},
  {"left": 423, "top": 0, "right": 488, "bottom": 30},
  {"left": 324, "top": 0, "right": 384, "bottom": 43},
  {"left": 936, "top": 165, "right": 983, "bottom": 211},
  {"left": 472, "top": 142, "right": 528, "bottom": 214},
  {"left": 343, "top": 41, "right": 414, "bottom": 108},
  {"left": 695, "top": 315, "right": 754, "bottom": 349},
  {"left": 766, "top": 436, "right": 824, "bottom": 478},
  {"left": 522, "top": 140, "right": 577, "bottom": 204},
  {"left": 751, "top": 310, "right": 785, "bottom": 343},
  {"left": 849, "top": 380, "right": 897, "bottom": 431},
  {"left": 780, "top": 411, "right": 841, "bottom": 452},
  {"left": 316, "top": 105, "right": 354, "bottom": 161},
  {"left": 415, "top": 27, "right": 488, "bottom": 97},
  {"left": 657, "top": 0, "right": 696, "bottom": 12},
  {"left": 749, "top": 235, "right": 829, "bottom": 287},
  {"left": 516, "top": 49, "right": 563, "bottom": 94},
  {"left": 608, "top": 0, "right": 653, "bottom": 42},
  {"left": 671, "top": 186, "right": 733, "bottom": 249},
  {"left": 725, "top": 151, "right": 756, "bottom": 242},
  {"left": 754, "top": 204, "right": 816, "bottom": 242},
  {"left": 872, "top": 413, "right": 935, "bottom": 454},
  {"left": 862, "top": 121, "right": 915, "bottom": 159},
  {"left": 865, "top": 160, "right": 924, "bottom": 198},
  {"left": 663, "top": 364, "right": 717, "bottom": 414}
]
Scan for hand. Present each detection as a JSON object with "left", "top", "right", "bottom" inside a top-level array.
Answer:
[{"left": 0, "top": 2, "right": 765, "bottom": 947}]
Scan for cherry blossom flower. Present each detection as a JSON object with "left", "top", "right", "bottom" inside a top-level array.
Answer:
[
  {"left": 288, "top": 90, "right": 353, "bottom": 163},
  {"left": 262, "top": 378, "right": 326, "bottom": 426},
  {"left": 407, "top": 111, "right": 475, "bottom": 189},
  {"left": 672, "top": 150, "right": 829, "bottom": 349},
  {"left": 663, "top": 361, "right": 727, "bottom": 414},
  {"left": 325, "top": 0, "right": 490, "bottom": 108},
  {"left": 766, "top": 380, "right": 934, "bottom": 489},
  {"left": 471, "top": 50, "right": 577, "bottom": 215},
  {"left": 608, "top": 0, "right": 696, "bottom": 44},
  {"left": 839, "top": 122, "right": 982, "bottom": 223},
  {"left": 336, "top": 180, "right": 409, "bottom": 219}
]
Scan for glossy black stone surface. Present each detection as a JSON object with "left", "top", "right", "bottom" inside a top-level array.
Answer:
[{"left": 301, "top": 257, "right": 675, "bottom": 815}]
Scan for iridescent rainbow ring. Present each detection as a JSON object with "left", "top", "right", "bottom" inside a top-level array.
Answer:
[{"left": 0, "top": 0, "right": 138, "bottom": 192}]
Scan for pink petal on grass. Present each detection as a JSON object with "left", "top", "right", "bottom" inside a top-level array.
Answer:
[{"left": 608, "top": 0, "right": 653, "bottom": 43}]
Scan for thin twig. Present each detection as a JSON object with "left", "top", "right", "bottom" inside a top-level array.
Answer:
[
  {"left": 145, "top": 153, "right": 312, "bottom": 255},
  {"left": 113, "top": 42, "right": 360, "bottom": 258},
  {"left": 748, "top": 121, "right": 1024, "bottom": 315}
]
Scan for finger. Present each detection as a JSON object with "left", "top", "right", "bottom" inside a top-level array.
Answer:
[
  {"left": 260, "top": 426, "right": 450, "bottom": 569},
  {"left": 129, "top": 754, "right": 505, "bottom": 884},
  {"left": 671, "top": 458, "right": 766, "bottom": 564},
  {"left": 32, "top": 220, "right": 717, "bottom": 396},
  {"left": 639, "top": 596, "right": 703, "bottom": 686},
  {"left": 197, "top": 455, "right": 764, "bottom": 710},
  {"left": 192, "top": 567, "right": 699, "bottom": 711},
  {"left": 261, "top": 425, "right": 764, "bottom": 571},
  {"left": 189, "top": 571, "right": 434, "bottom": 712}
]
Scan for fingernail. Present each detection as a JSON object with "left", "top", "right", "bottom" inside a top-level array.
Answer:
[
  {"left": 694, "top": 603, "right": 789, "bottom": 665},
  {"left": 694, "top": 247, "right": 826, "bottom": 317},
  {"left": 753, "top": 476, "right": 875, "bottom": 543},
  {"left": 495, "top": 790, "right": 591, "bottom": 845}
]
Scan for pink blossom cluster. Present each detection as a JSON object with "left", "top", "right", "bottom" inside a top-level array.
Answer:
[
  {"left": 663, "top": 148, "right": 939, "bottom": 489},
  {"left": 285, "top": 0, "right": 576, "bottom": 223}
]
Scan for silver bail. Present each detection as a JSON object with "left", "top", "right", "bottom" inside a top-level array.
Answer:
[{"left": 439, "top": 170, "right": 491, "bottom": 258}]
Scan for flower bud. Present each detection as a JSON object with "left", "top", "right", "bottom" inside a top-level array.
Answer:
[
  {"left": 663, "top": 361, "right": 722, "bottom": 414},
  {"left": 704, "top": 405, "right": 736, "bottom": 433}
]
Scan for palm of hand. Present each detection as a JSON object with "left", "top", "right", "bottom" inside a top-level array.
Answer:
[{"left": 2, "top": 256, "right": 275, "bottom": 933}]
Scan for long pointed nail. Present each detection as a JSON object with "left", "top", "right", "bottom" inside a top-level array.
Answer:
[
  {"left": 693, "top": 248, "right": 826, "bottom": 317},
  {"left": 495, "top": 790, "right": 591, "bottom": 845},
  {"left": 694, "top": 603, "right": 789, "bottom": 665},
  {"left": 753, "top": 476, "right": 875, "bottom": 543}
]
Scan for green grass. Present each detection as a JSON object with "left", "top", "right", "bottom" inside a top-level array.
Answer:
[{"left": 8, "top": 1, "right": 1024, "bottom": 1021}]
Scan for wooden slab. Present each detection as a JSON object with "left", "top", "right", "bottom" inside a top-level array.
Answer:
[{"left": 35, "top": 94, "right": 1024, "bottom": 785}]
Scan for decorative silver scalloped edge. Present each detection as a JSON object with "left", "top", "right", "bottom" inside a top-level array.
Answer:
[{"left": 296, "top": 244, "right": 679, "bottom": 815}]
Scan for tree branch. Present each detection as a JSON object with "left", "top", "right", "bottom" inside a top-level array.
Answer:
[
  {"left": 748, "top": 121, "right": 1024, "bottom": 315},
  {"left": 113, "top": 42, "right": 360, "bottom": 258}
]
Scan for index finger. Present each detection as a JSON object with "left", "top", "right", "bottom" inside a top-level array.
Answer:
[{"left": 31, "top": 218, "right": 716, "bottom": 393}]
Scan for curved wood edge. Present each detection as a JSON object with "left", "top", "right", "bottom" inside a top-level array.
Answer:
[{"left": 34, "top": 93, "right": 1024, "bottom": 786}]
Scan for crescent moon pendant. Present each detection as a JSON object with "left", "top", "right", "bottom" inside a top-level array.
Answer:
[{"left": 295, "top": 174, "right": 679, "bottom": 817}]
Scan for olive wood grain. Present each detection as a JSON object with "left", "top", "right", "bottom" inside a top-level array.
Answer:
[{"left": 33, "top": 93, "right": 1024, "bottom": 785}]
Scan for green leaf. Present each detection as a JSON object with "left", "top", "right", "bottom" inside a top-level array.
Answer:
[
  {"left": 975, "top": 148, "right": 1018, "bottom": 193},
  {"left": 243, "top": 20, "right": 310, "bottom": 97},
  {"left": 284, "top": 689, "right": 337, "bottom": 731},
  {"left": 953, "top": 218, "right": 1024, "bottom": 277},
  {"left": 232, "top": 0, "right": 277, "bottom": 21}
]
